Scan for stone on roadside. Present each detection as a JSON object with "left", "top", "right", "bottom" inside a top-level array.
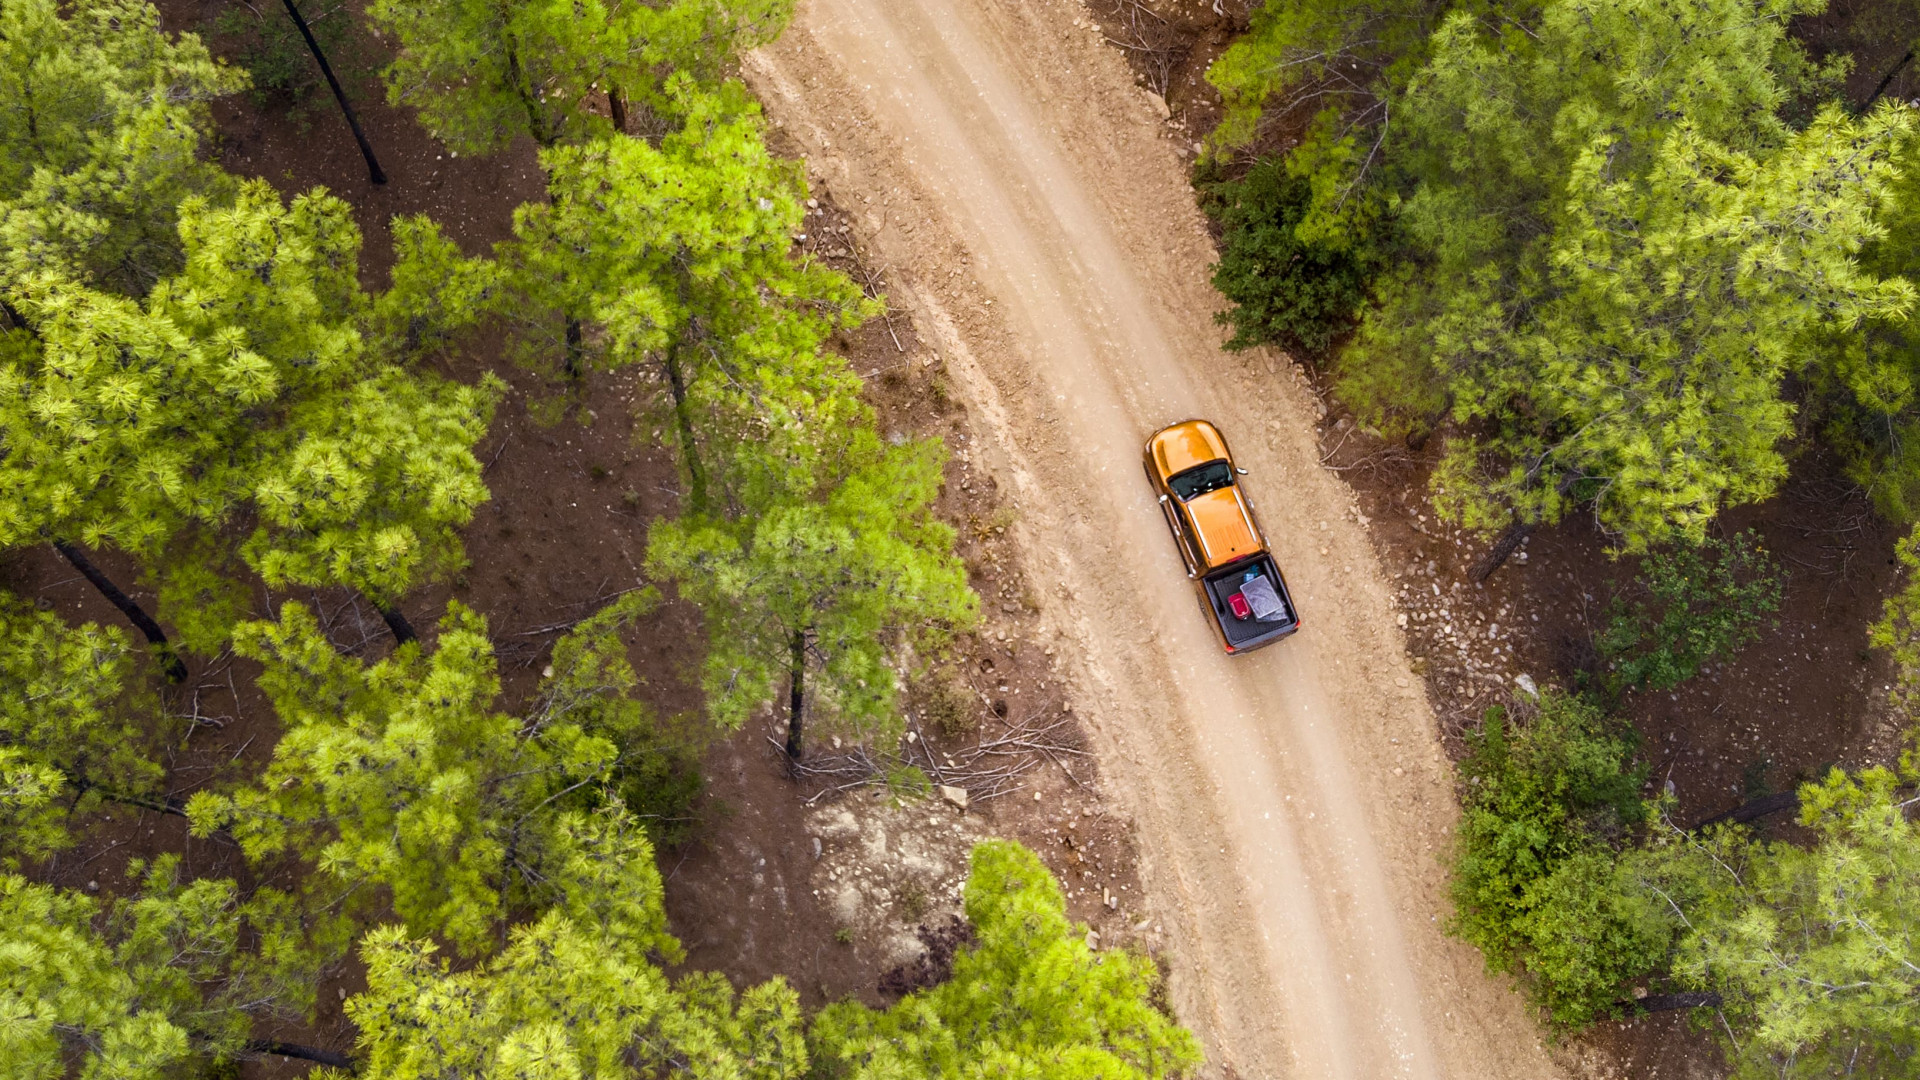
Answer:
[{"left": 939, "top": 785, "right": 969, "bottom": 811}]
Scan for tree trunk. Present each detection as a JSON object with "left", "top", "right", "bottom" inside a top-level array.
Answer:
[
  {"left": 1468, "top": 521, "right": 1533, "bottom": 583},
  {"left": 785, "top": 629, "right": 806, "bottom": 760},
  {"left": 52, "top": 541, "right": 187, "bottom": 683},
  {"left": 608, "top": 83, "right": 628, "bottom": 134},
  {"left": 661, "top": 344, "right": 708, "bottom": 512},
  {"left": 0, "top": 296, "right": 33, "bottom": 338},
  {"left": 1628, "top": 991, "right": 1722, "bottom": 1015},
  {"left": 375, "top": 602, "right": 418, "bottom": 645},
  {"left": 1691, "top": 789, "right": 1799, "bottom": 832},
  {"left": 564, "top": 317, "right": 585, "bottom": 379},
  {"left": 1860, "top": 47, "right": 1915, "bottom": 115},
  {"left": 278, "top": 0, "right": 386, "bottom": 185},
  {"left": 246, "top": 1040, "right": 355, "bottom": 1069}
]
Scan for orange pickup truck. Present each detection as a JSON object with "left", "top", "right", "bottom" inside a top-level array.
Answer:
[{"left": 1144, "top": 419, "right": 1300, "bottom": 654}]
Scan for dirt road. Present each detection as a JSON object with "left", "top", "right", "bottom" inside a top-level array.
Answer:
[{"left": 745, "top": 2, "right": 1566, "bottom": 1076}]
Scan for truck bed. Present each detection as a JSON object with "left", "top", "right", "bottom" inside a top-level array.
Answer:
[{"left": 1201, "top": 555, "right": 1299, "bottom": 652}]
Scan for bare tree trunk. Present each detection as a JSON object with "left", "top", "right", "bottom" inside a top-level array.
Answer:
[
  {"left": 375, "top": 601, "right": 418, "bottom": 645},
  {"left": 51, "top": 541, "right": 187, "bottom": 683},
  {"left": 0, "top": 297, "right": 33, "bottom": 338},
  {"left": 785, "top": 629, "right": 806, "bottom": 760},
  {"left": 246, "top": 1040, "right": 355, "bottom": 1069},
  {"left": 1628, "top": 991, "right": 1722, "bottom": 1014},
  {"left": 1691, "top": 790, "right": 1799, "bottom": 832},
  {"left": 662, "top": 344, "right": 708, "bottom": 513},
  {"left": 564, "top": 317, "right": 585, "bottom": 379},
  {"left": 278, "top": 0, "right": 386, "bottom": 185},
  {"left": 1860, "top": 47, "right": 1915, "bottom": 115},
  {"left": 608, "top": 83, "right": 628, "bottom": 134},
  {"left": 1469, "top": 521, "right": 1532, "bottom": 583}
]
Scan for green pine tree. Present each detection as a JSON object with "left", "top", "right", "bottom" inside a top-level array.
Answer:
[
  {"left": 367, "top": 0, "right": 790, "bottom": 152},
  {"left": 0, "top": 857, "right": 319, "bottom": 1077},
  {"left": 647, "top": 429, "right": 976, "bottom": 759},
  {"left": 809, "top": 840, "right": 1203, "bottom": 1079},
  {"left": 1632, "top": 762, "right": 1920, "bottom": 1078},
  {"left": 348, "top": 894, "right": 802, "bottom": 1079},
  {"left": 496, "top": 87, "right": 874, "bottom": 501},
  {"left": 0, "top": 595, "right": 165, "bottom": 860},
  {"left": 0, "top": 180, "right": 500, "bottom": 654},
  {"left": 0, "top": 0, "right": 244, "bottom": 295},
  {"left": 188, "top": 598, "right": 683, "bottom": 957}
]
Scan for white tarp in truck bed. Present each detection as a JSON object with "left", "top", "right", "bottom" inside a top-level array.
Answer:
[{"left": 1241, "top": 574, "right": 1287, "bottom": 621}]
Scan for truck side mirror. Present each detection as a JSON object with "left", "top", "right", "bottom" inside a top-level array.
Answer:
[
  {"left": 1235, "top": 467, "right": 1249, "bottom": 476},
  {"left": 1159, "top": 494, "right": 1170, "bottom": 503}
]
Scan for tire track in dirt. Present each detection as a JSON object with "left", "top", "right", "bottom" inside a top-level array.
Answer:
[{"left": 744, "top": 1, "right": 1568, "bottom": 1076}]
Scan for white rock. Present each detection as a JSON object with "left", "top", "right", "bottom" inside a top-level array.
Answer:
[
  {"left": 939, "top": 785, "right": 970, "bottom": 810},
  {"left": 1514, "top": 673, "right": 1539, "bottom": 697}
]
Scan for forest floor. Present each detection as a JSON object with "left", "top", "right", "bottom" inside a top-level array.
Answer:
[{"left": 1, "top": 0, "right": 1166, "bottom": 1071}]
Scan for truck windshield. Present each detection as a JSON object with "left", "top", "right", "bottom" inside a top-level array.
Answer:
[{"left": 1169, "top": 460, "right": 1233, "bottom": 501}]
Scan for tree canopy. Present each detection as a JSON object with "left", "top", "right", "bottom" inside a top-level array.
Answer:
[
  {"left": 648, "top": 428, "right": 976, "bottom": 756},
  {"left": 1635, "top": 762, "right": 1920, "bottom": 1078},
  {"left": 0, "top": 0, "right": 243, "bottom": 294},
  {"left": 1352, "top": 0, "right": 1911, "bottom": 551},
  {"left": 0, "top": 181, "right": 499, "bottom": 650},
  {"left": 189, "top": 597, "right": 680, "bottom": 957},
  {"left": 808, "top": 840, "right": 1203, "bottom": 1079},
  {"left": 368, "top": 0, "right": 790, "bottom": 151},
  {"left": 0, "top": 595, "right": 162, "bottom": 860}
]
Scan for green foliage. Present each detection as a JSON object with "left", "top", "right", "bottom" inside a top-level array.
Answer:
[
  {"left": 495, "top": 87, "right": 873, "bottom": 479},
  {"left": 1199, "top": 154, "right": 1385, "bottom": 354},
  {"left": 373, "top": 214, "right": 504, "bottom": 360},
  {"left": 1340, "top": 0, "right": 1911, "bottom": 551},
  {"left": 647, "top": 429, "right": 977, "bottom": 749},
  {"left": 1204, "top": 0, "right": 1435, "bottom": 153},
  {"left": 347, "top": 911, "right": 804, "bottom": 1080},
  {"left": 0, "top": 0, "right": 244, "bottom": 293},
  {"left": 1449, "top": 692, "right": 1664, "bottom": 1025},
  {"left": 188, "top": 599, "right": 681, "bottom": 957},
  {"left": 1598, "top": 530, "right": 1783, "bottom": 693},
  {"left": 537, "top": 589, "right": 704, "bottom": 846},
  {"left": 0, "top": 596, "right": 163, "bottom": 859},
  {"left": 368, "top": 0, "right": 790, "bottom": 152},
  {"left": 1872, "top": 523, "right": 1920, "bottom": 712},
  {"left": 808, "top": 840, "right": 1203, "bottom": 1079},
  {"left": 0, "top": 180, "right": 499, "bottom": 644},
  {"left": 0, "top": 858, "right": 314, "bottom": 1077},
  {"left": 1634, "top": 763, "right": 1920, "bottom": 1077}
]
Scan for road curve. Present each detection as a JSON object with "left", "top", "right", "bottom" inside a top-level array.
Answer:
[{"left": 744, "top": 2, "right": 1566, "bottom": 1076}]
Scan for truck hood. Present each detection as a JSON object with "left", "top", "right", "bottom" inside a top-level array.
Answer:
[{"left": 1185, "top": 487, "right": 1262, "bottom": 569}]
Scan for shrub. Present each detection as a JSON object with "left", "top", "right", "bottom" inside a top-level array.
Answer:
[
  {"left": 1450, "top": 693, "right": 1665, "bottom": 1025},
  {"left": 1598, "top": 530, "right": 1783, "bottom": 694},
  {"left": 1198, "top": 156, "right": 1382, "bottom": 356}
]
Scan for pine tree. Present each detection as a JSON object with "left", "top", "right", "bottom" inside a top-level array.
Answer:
[
  {"left": 647, "top": 429, "right": 976, "bottom": 758},
  {"left": 809, "top": 840, "right": 1204, "bottom": 1079},
  {"left": 349, "top": 908, "right": 803, "bottom": 1079},
  {"left": 1632, "top": 762, "right": 1920, "bottom": 1077},
  {"left": 496, "top": 87, "right": 874, "bottom": 501},
  {"left": 0, "top": 595, "right": 165, "bottom": 859},
  {"left": 367, "top": 0, "right": 790, "bottom": 152},
  {"left": 188, "top": 599, "right": 681, "bottom": 956},
  {"left": 0, "top": 181, "right": 499, "bottom": 654},
  {"left": 1342, "top": 0, "right": 1911, "bottom": 553},
  {"left": 0, "top": 858, "right": 321, "bottom": 1077},
  {"left": 0, "top": 0, "right": 244, "bottom": 294}
]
